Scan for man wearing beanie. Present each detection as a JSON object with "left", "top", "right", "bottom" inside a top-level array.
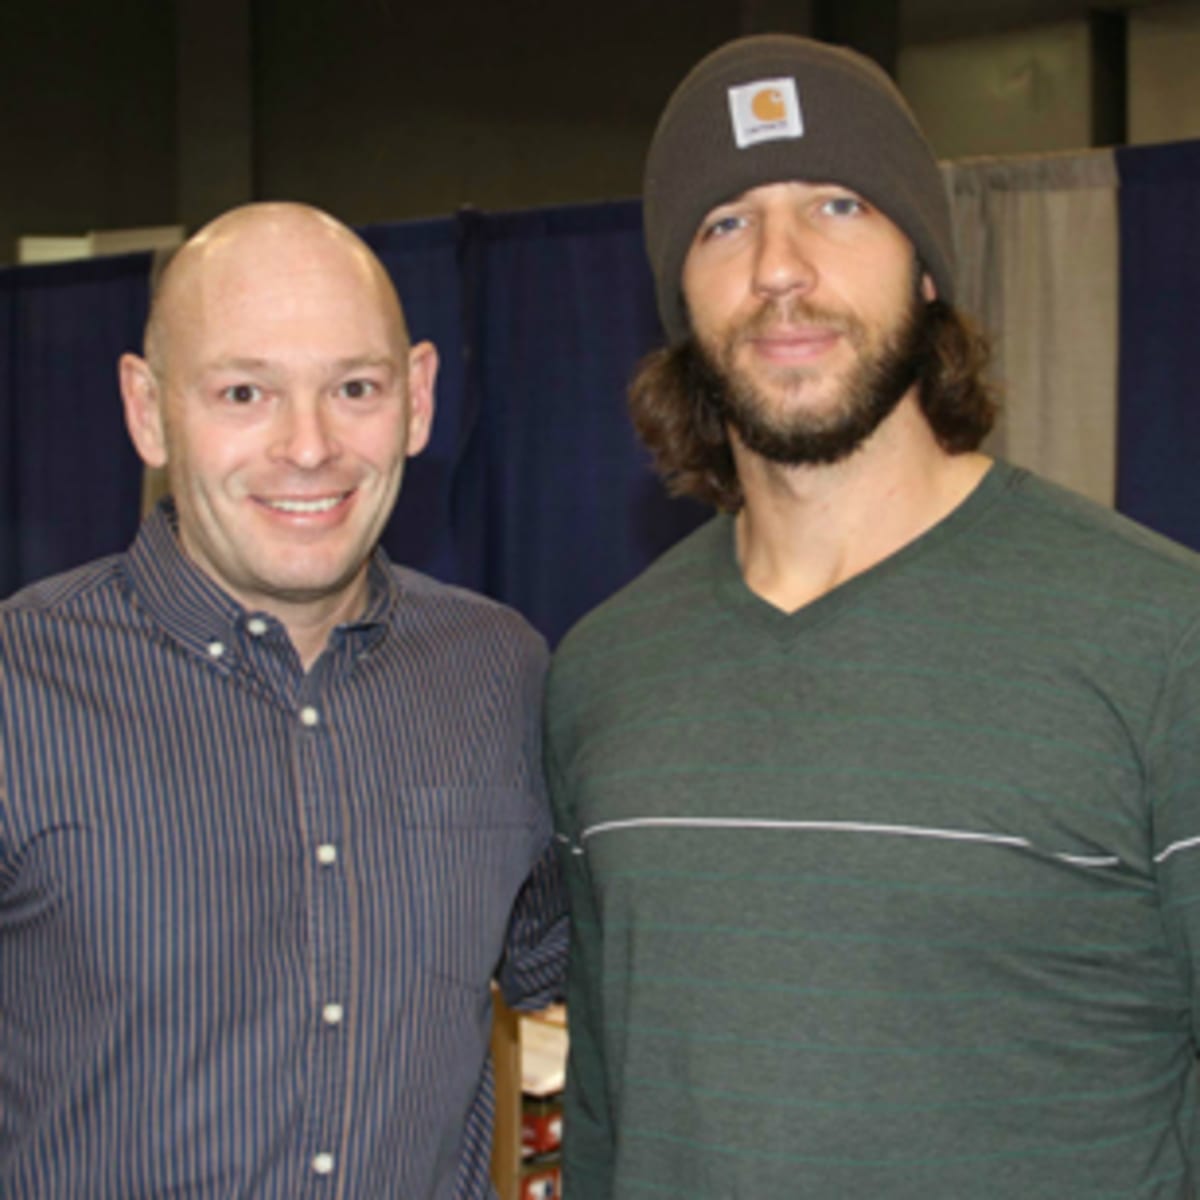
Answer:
[{"left": 546, "top": 33, "right": 1200, "bottom": 1199}]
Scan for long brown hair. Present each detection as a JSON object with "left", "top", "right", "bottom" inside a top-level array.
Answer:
[{"left": 628, "top": 299, "right": 998, "bottom": 512}]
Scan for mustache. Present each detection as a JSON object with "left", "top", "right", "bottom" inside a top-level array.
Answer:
[{"left": 733, "top": 297, "right": 862, "bottom": 343}]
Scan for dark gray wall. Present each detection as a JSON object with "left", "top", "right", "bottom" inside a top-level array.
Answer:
[
  {"left": 4, "top": 0, "right": 1164, "bottom": 266},
  {"left": 2, "top": 0, "right": 908, "bottom": 264},
  {"left": 2, "top": 1, "right": 175, "bottom": 262},
  {"left": 250, "top": 0, "right": 739, "bottom": 224}
]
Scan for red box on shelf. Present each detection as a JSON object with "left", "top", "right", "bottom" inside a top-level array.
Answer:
[{"left": 520, "top": 1095, "right": 562, "bottom": 1159}]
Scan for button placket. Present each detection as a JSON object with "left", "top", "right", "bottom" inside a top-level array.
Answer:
[{"left": 296, "top": 673, "right": 353, "bottom": 1189}]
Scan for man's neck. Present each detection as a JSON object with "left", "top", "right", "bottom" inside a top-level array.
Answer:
[
  {"left": 732, "top": 395, "right": 992, "bottom": 614},
  {"left": 277, "top": 577, "right": 371, "bottom": 671}
]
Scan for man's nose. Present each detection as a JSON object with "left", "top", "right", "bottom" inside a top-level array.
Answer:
[
  {"left": 752, "top": 214, "right": 818, "bottom": 300},
  {"left": 271, "top": 397, "right": 339, "bottom": 469}
]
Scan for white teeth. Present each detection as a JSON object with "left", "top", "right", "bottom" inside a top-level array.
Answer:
[{"left": 267, "top": 495, "right": 343, "bottom": 514}]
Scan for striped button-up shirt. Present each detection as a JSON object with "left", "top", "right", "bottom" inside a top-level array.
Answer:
[{"left": 0, "top": 503, "right": 567, "bottom": 1198}]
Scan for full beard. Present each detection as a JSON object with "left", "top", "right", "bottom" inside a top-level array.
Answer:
[{"left": 688, "top": 283, "right": 931, "bottom": 468}]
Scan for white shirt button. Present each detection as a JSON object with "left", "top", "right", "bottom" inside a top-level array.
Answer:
[
  {"left": 316, "top": 843, "right": 338, "bottom": 866},
  {"left": 246, "top": 617, "right": 268, "bottom": 636},
  {"left": 311, "top": 1152, "right": 335, "bottom": 1176},
  {"left": 206, "top": 641, "right": 225, "bottom": 659},
  {"left": 300, "top": 705, "right": 320, "bottom": 727},
  {"left": 322, "top": 1002, "right": 344, "bottom": 1026}
]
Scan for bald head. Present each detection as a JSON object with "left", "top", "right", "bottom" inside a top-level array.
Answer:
[{"left": 143, "top": 203, "right": 410, "bottom": 378}]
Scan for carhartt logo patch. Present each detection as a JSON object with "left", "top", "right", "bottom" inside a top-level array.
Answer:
[{"left": 727, "top": 77, "right": 803, "bottom": 148}]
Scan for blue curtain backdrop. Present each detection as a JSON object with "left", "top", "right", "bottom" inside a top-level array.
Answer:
[
  {"left": 0, "top": 265, "right": 15, "bottom": 593},
  {"left": 1, "top": 140, "right": 1197, "bottom": 643},
  {"left": 1115, "top": 141, "right": 1200, "bottom": 550},
  {"left": 0, "top": 253, "right": 150, "bottom": 591},
  {"left": 471, "top": 201, "right": 705, "bottom": 645}
]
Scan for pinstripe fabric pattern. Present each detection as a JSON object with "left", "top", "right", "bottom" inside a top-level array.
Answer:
[
  {"left": 548, "top": 462, "right": 1200, "bottom": 1198},
  {"left": 0, "top": 502, "right": 567, "bottom": 1198}
]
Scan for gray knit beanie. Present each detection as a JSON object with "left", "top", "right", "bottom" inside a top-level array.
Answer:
[{"left": 644, "top": 34, "right": 954, "bottom": 344}]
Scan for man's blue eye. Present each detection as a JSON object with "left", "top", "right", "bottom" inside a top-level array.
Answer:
[
  {"left": 708, "top": 216, "right": 745, "bottom": 238},
  {"left": 822, "top": 196, "right": 865, "bottom": 217}
]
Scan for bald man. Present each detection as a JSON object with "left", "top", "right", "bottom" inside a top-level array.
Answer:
[{"left": 0, "top": 204, "right": 566, "bottom": 1197}]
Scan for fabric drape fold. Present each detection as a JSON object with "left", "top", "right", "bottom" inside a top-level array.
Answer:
[
  {"left": 944, "top": 150, "right": 1120, "bottom": 507},
  {"left": 1, "top": 254, "right": 151, "bottom": 590},
  {"left": 1115, "top": 140, "right": 1200, "bottom": 551}
]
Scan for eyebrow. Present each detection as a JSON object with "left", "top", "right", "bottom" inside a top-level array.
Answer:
[
  {"left": 714, "top": 181, "right": 863, "bottom": 208},
  {"left": 329, "top": 356, "right": 400, "bottom": 373}
]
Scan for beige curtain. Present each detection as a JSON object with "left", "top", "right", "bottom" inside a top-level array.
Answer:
[{"left": 943, "top": 150, "right": 1119, "bottom": 506}]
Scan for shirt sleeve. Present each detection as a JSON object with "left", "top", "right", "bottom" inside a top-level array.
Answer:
[
  {"left": 546, "top": 735, "right": 616, "bottom": 1199},
  {"left": 495, "top": 632, "right": 569, "bottom": 1012},
  {"left": 1150, "top": 616, "right": 1200, "bottom": 1042},
  {"left": 495, "top": 837, "right": 568, "bottom": 1012}
]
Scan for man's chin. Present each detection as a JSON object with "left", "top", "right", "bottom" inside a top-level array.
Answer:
[
  {"left": 722, "top": 383, "right": 901, "bottom": 468},
  {"left": 721, "top": 375, "right": 855, "bottom": 442},
  {"left": 265, "top": 576, "right": 363, "bottom": 607}
]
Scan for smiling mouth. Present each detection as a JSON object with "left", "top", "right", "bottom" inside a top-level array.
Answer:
[{"left": 261, "top": 493, "right": 349, "bottom": 515}]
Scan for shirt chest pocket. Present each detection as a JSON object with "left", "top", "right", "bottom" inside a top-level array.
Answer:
[{"left": 382, "top": 786, "right": 540, "bottom": 993}]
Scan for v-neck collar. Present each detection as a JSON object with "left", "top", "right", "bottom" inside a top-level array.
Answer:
[{"left": 708, "top": 460, "right": 1015, "bottom": 639}]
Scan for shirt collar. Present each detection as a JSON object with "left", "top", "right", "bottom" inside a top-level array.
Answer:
[{"left": 122, "top": 499, "right": 400, "bottom": 659}]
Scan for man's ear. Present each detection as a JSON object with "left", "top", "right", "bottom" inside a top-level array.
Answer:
[
  {"left": 119, "top": 353, "right": 168, "bottom": 469},
  {"left": 920, "top": 272, "right": 938, "bottom": 303},
  {"left": 405, "top": 340, "right": 438, "bottom": 458}
]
